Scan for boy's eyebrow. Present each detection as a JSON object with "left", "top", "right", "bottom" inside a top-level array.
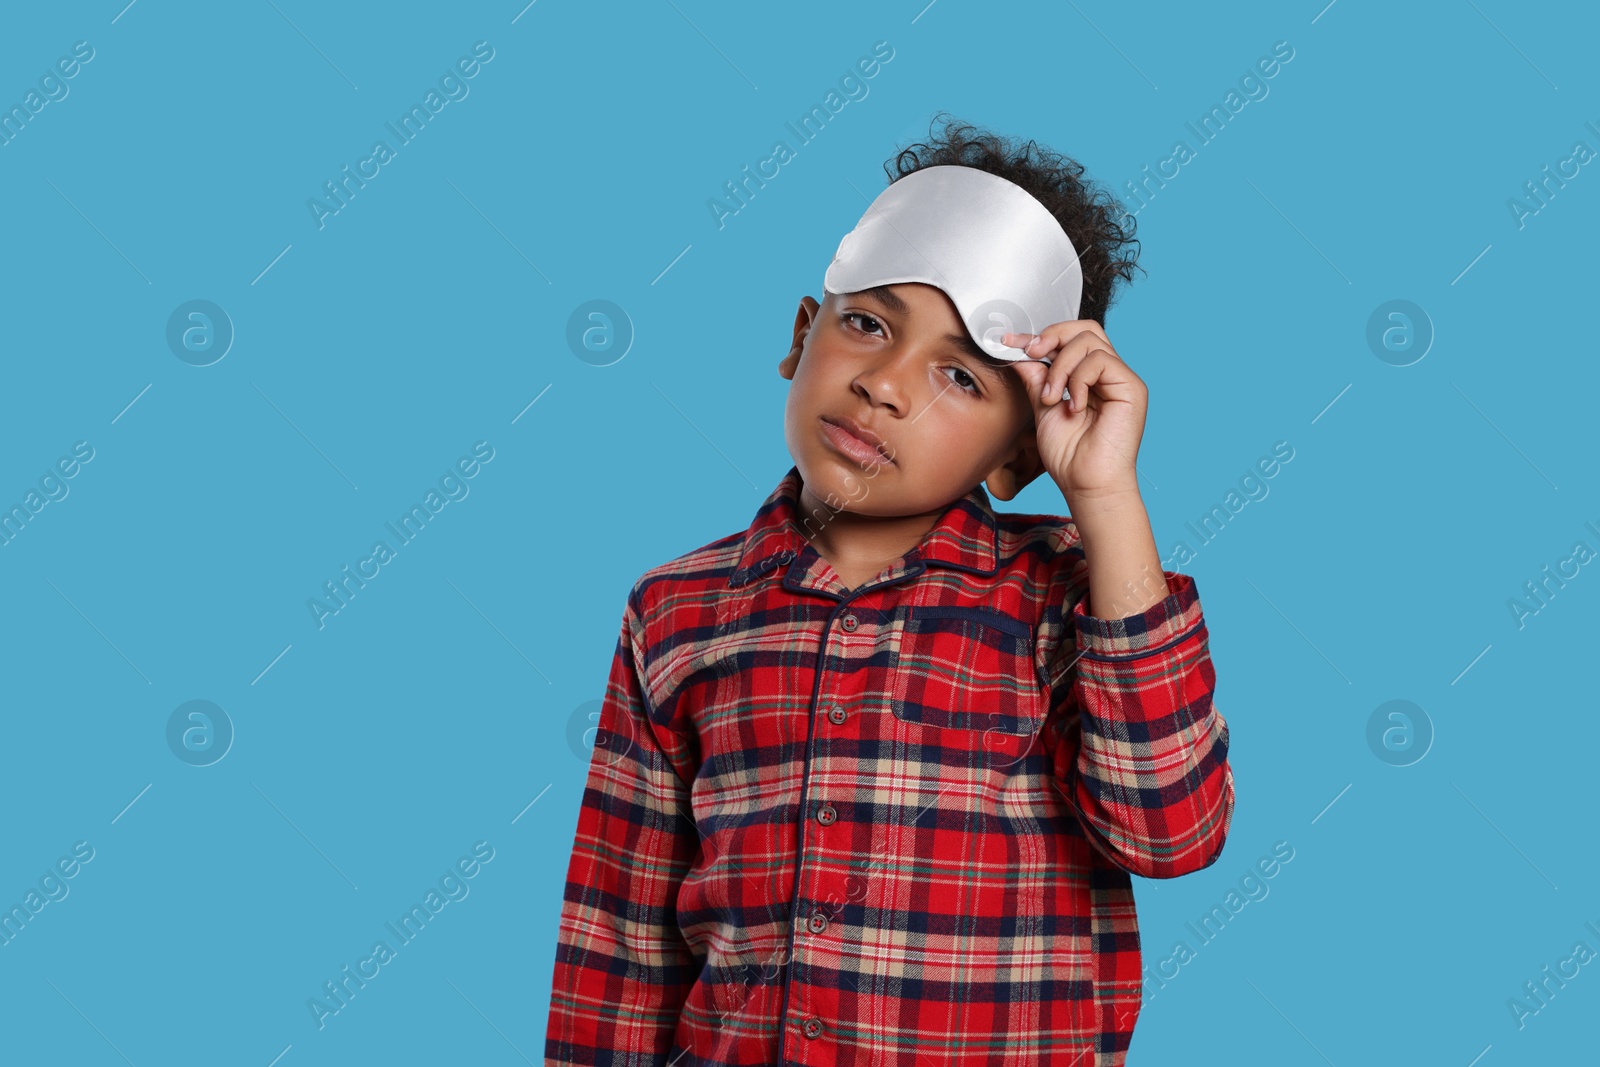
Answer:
[
  {"left": 853, "top": 284, "right": 910, "bottom": 316},
  {"left": 849, "top": 285, "right": 1009, "bottom": 380}
]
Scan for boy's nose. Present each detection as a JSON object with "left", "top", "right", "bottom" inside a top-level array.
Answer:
[{"left": 849, "top": 357, "right": 916, "bottom": 416}]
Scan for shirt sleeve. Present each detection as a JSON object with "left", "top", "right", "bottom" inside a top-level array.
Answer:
[
  {"left": 544, "top": 588, "right": 702, "bottom": 1064},
  {"left": 1039, "top": 565, "right": 1235, "bottom": 880}
]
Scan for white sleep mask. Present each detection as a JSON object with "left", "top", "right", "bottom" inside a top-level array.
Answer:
[{"left": 822, "top": 165, "right": 1083, "bottom": 363}]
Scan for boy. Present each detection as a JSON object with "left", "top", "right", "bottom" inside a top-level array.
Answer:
[{"left": 545, "top": 115, "right": 1235, "bottom": 1066}]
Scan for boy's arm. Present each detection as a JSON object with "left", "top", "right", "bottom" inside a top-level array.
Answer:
[
  {"left": 1038, "top": 491, "right": 1235, "bottom": 879},
  {"left": 545, "top": 588, "right": 701, "bottom": 1064}
]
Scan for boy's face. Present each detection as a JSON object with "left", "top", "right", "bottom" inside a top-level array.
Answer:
[{"left": 777, "top": 282, "right": 1047, "bottom": 518}]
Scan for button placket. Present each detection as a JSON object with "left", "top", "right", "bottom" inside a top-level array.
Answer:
[{"left": 789, "top": 601, "right": 873, "bottom": 1061}]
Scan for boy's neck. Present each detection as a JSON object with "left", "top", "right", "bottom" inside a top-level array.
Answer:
[{"left": 793, "top": 481, "right": 950, "bottom": 584}]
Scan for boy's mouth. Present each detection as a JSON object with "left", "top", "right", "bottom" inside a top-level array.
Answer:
[{"left": 820, "top": 414, "right": 896, "bottom": 467}]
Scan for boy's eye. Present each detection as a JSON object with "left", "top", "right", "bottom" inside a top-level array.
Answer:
[
  {"left": 839, "top": 311, "right": 884, "bottom": 337},
  {"left": 840, "top": 311, "right": 983, "bottom": 397},
  {"left": 942, "top": 366, "right": 982, "bottom": 396}
]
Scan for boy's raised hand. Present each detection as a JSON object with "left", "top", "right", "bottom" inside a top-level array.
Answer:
[{"left": 1001, "top": 323, "right": 1147, "bottom": 505}]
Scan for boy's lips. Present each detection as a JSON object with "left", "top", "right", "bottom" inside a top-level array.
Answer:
[{"left": 820, "top": 414, "right": 896, "bottom": 467}]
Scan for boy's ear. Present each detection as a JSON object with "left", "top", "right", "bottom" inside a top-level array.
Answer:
[
  {"left": 779, "top": 295, "right": 821, "bottom": 380},
  {"left": 983, "top": 426, "right": 1049, "bottom": 502}
]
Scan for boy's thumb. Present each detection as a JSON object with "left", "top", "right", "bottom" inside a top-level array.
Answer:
[{"left": 1010, "top": 359, "right": 1049, "bottom": 404}]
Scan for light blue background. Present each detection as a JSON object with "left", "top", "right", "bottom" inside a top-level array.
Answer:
[{"left": 2, "top": 1, "right": 1595, "bottom": 1063}]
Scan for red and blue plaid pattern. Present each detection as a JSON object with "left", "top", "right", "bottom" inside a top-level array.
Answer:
[{"left": 545, "top": 465, "right": 1235, "bottom": 1065}]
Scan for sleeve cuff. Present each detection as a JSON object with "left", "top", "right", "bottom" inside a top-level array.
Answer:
[{"left": 1070, "top": 570, "right": 1202, "bottom": 661}]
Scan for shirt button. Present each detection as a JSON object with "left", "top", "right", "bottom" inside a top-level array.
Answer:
[
  {"left": 840, "top": 613, "right": 858, "bottom": 632},
  {"left": 803, "top": 1018, "right": 824, "bottom": 1038},
  {"left": 816, "top": 803, "right": 837, "bottom": 825},
  {"left": 808, "top": 911, "right": 829, "bottom": 933},
  {"left": 827, "top": 705, "right": 847, "bottom": 725}
]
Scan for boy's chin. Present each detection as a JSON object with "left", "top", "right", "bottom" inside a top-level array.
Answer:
[
  {"left": 808, "top": 454, "right": 897, "bottom": 487},
  {"left": 795, "top": 460, "right": 894, "bottom": 506}
]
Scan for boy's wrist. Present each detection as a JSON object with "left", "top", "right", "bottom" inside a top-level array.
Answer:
[
  {"left": 1057, "top": 478, "right": 1145, "bottom": 522},
  {"left": 1055, "top": 479, "right": 1169, "bottom": 620}
]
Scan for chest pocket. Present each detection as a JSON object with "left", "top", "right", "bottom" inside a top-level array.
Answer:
[{"left": 887, "top": 604, "right": 1046, "bottom": 736}]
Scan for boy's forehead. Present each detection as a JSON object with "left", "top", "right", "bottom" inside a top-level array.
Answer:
[{"left": 838, "top": 282, "right": 946, "bottom": 315}]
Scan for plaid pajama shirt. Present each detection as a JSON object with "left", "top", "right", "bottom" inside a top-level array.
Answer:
[{"left": 545, "top": 464, "right": 1235, "bottom": 1066}]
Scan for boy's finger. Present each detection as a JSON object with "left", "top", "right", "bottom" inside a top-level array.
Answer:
[
  {"left": 1001, "top": 330, "right": 1060, "bottom": 358},
  {"left": 1008, "top": 357, "right": 1045, "bottom": 386}
]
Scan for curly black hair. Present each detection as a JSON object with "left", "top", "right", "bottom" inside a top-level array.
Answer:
[{"left": 882, "top": 112, "right": 1143, "bottom": 341}]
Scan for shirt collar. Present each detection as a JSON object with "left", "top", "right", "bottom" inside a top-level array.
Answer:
[{"left": 728, "top": 464, "right": 1001, "bottom": 588}]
